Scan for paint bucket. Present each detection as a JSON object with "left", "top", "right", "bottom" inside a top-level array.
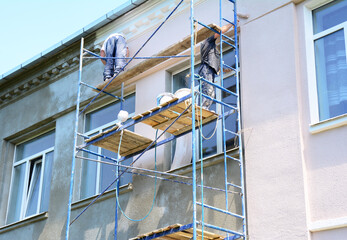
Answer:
[
  {"left": 174, "top": 88, "right": 192, "bottom": 105},
  {"left": 156, "top": 92, "right": 174, "bottom": 106}
]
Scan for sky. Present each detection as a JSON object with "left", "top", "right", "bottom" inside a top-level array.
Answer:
[{"left": 0, "top": 0, "right": 129, "bottom": 76}]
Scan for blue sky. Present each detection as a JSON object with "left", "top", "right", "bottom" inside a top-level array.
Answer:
[{"left": 0, "top": 0, "right": 129, "bottom": 75}]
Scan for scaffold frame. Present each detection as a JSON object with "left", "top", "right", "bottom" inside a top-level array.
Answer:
[{"left": 65, "top": 0, "right": 247, "bottom": 239}]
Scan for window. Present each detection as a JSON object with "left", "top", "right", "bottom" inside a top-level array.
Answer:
[
  {"left": 7, "top": 130, "right": 55, "bottom": 224},
  {"left": 312, "top": 0, "right": 347, "bottom": 121},
  {"left": 171, "top": 50, "right": 238, "bottom": 160},
  {"left": 80, "top": 93, "right": 135, "bottom": 199}
]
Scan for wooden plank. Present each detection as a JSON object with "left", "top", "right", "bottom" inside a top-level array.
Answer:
[
  {"left": 94, "top": 24, "right": 221, "bottom": 93},
  {"left": 172, "top": 114, "right": 218, "bottom": 135},
  {"left": 158, "top": 109, "right": 180, "bottom": 119},
  {"left": 184, "top": 228, "right": 224, "bottom": 239},
  {"left": 150, "top": 114, "right": 169, "bottom": 124},
  {"left": 122, "top": 142, "right": 153, "bottom": 156},
  {"left": 84, "top": 129, "right": 153, "bottom": 157},
  {"left": 141, "top": 118, "right": 161, "bottom": 126},
  {"left": 152, "top": 112, "right": 191, "bottom": 130},
  {"left": 168, "top": 105, "right": 189, "bottom": 115},
  {"left": 168, "top": 231, "right": 193, "bottom": 239},
  {"left": 194, "top": 105, "right": 215, "bottom": 118}
]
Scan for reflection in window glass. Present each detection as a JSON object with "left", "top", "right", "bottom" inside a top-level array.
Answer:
[
  {"left": 81, "top": 95, "right": 135, "bottom": 200},
  {"left": 7, "top": 163, "right": 26, "bottom": 223},
  {"left": 313, "top": 0, "right": 347, "bottom": 34},
  {"left": 314, "top": 30, "right": 347, "bottom": 120},
  {"left": 25, "top": 160, "right": 42, "bottom": 217},
  {"left": 171, "top": 49, "right": 238, "bottom": 161},
  {"left": 15, "top": 131, "right": 55, "bottom": 162},
  {"left": 40, "top": 151, "right": 54, "bottom": 212},
  {"left": 7, "top": 131, "right": 55, "bottom": 224},
  {"left": 85, "top": 93, "right": 135, "bottom": 131}
]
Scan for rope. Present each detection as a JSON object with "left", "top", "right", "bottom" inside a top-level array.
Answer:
[
  {"left": 198, "top": 115, "right": 218, "bottom": 140},
  {"left": 197, "top": 79, "right": 218, "bottom": 140},
  {"left": 115, "top": 130, "right": 158, "bottom": 222},
  {"left": 71, "top": 103, "right": 192, "bottom": 225}
]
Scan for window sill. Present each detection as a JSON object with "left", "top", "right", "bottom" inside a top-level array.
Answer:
[
  {"left": 309, "top": 216, "right": 347, "bottom": 232},
  {"left": 310, "top": 114, "right": 347, "bottom": 134},
  {"left": 167, "top": 147, "right": 239, "bottom": 177},
  {"left": 0, "top": 212, "right": 48, "bottom": 234},
  {"left": 72, "top": 183, "right": 133, "bottom": 210}
]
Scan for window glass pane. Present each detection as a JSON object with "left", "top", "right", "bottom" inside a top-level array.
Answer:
[
  {"left": 7, "top": 163, "right": 26, "bottom": 224},
  {"left": 200, "top": 102, "right": 217, "bottom": 158},
  {"left": 314, "top": 29, "right": 347, "bottom": 120},
  {"left": 200, "top": 120, "right": 218, "bottom": 158},
  {"left": 172, "top": 65, "right": 201, "bottom": 93},
  {"left": 85, "top": 93, "right": 136, "bottom": 132},
  {"left": 313, "top": 0, "right": 347, "bottom": 34},
  {"left": 119, "top": 158, "right": 133, "bottom": 186},
  {"left": 100, "top": 149, "right": 118, "bottom": 191},
  {"left": 123, "top": 93, "right": 136, "bottom": 114},
  {"left": 15, "top": 131, "right": 55, "bottom": 162},
  {"left": 40, "top": 151, "right": 54, "bottom": 212},
  {"left": 223, "top": 75, "right": 238, "bottom": 149},
  {"left": 80, "top": 145, "right": 98, "bottom": 199},
  {"left": 99, "top": 125, "right": 134, "bottom": 191},
  {"left": 25, "top": 161, "right": 42, "bottom": 217}
]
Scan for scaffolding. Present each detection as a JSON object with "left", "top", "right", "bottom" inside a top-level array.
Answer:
[{"left": 65, "top": 0, "right": 246, "bottom": 239}]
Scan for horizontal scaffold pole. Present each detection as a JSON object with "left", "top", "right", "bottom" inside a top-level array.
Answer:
[
  {"left": 75, "top": 155, "right": 240, "bottom": 195},
  {"left": 83, "top": 49, "right": 189, "bottom": 60}
]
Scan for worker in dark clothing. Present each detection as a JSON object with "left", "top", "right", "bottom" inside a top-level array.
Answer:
[
  {"left": 199, "top": 23, "right": 233, "bottom": 109},
  {"left": 100, "top": 33, "right": 129, "bottom": 81}
]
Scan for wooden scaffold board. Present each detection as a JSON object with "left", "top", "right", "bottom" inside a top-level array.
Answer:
[
  {"left": 84, "top": 126, "right": 153, "bottom": 157},
  {"left": 130, "top": 223, "right": 225, "bottom": 240},
  {"left": 132, "top": 97, "right": 218, "bottom": 136},
  {"left": 94, "top": 24, "right": 222, "bottom": 93}
]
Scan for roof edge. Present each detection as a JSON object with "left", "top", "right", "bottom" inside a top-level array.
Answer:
[{"left": 0, "top": 0, "right": 148, "bottom": 82}]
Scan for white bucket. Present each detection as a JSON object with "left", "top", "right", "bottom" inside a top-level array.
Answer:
[
  {"left": 174, "top": 88, "right": 192, "bottom": 106},
  {"left": 156, "top": 92, "right": 174, "bottom": 105},
  {"left": 174, "top": 88, "right": 191, "bottom": 99}
]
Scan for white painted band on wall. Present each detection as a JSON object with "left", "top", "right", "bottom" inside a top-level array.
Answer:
[{"left": 309, "top": 216, "right": 347, "bottom": 232}]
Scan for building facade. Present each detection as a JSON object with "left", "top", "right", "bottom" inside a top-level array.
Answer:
[{"left": 0, "top": 0, "right": 346, "bottom": 239}]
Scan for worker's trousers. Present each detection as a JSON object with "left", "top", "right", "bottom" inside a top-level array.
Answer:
[
  {"left": 103, "top": 35, "right": 127, "bottom": 80},
  {"left": 198, "top": 64, "right": 216, "bottom": 109}
]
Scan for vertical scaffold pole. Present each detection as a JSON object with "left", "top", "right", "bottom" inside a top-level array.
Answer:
[
  {"left": 219, "top": 0, "right": 229, "bottom": 215},
  {"left": 234, "top": 1, "right": 247, "bottom": 238},
  {"left": 190, "top": 0, "right": 197, "bottom": 239},
  {"left": 114, "top": 156, "right": 120, "bottom": 239},
  {"left": 65, "top": 37, "right": 84, "bottom": 240}
]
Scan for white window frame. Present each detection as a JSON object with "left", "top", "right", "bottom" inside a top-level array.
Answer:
[
  {"left": 6, "top": 144, "right": 54, "bottom": 223},
  {"left": 304, "top": 0, "right": 347, "bottom": 132},
  {"left": 81, "top": 94, "right": 135, "bottom": 199}
]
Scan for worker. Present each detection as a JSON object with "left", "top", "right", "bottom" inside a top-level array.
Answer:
[
  {"left": 100, "top": 33, "right": 129, "bottom": 81},
  {"left": 199, "top": 23, "right": 234, "bottom": 109}
]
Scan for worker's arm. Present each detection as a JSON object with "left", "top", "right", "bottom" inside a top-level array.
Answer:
[
  {"left": 100, "top": 50, "right": 106, "bottom": 65},
  {"left": 214, "top": 23, "right": 233, "bottom": 39}
]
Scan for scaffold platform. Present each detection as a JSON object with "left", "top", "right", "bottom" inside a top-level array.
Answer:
[
  {"left": 94, "top": 24, "right": 221, "bottom": 93},
  {"left": 133, "top": 97, "right": 218, "bottom": 135},
  {"left": 85, "top": 127, "right": 153, "bottom": 157},
  {"left": 130, "top": 223, "right": 225, "bottom": 240}
]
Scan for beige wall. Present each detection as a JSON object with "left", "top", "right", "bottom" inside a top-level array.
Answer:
[
  {"left": 240, "top": 2, "right": 308, "bottom": 239},
  {"left": 240, "top": 0, "right": 347, "bottom": 239},
  {"left": 1, "top": 0, "right": 346, "bottom": 239}
]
